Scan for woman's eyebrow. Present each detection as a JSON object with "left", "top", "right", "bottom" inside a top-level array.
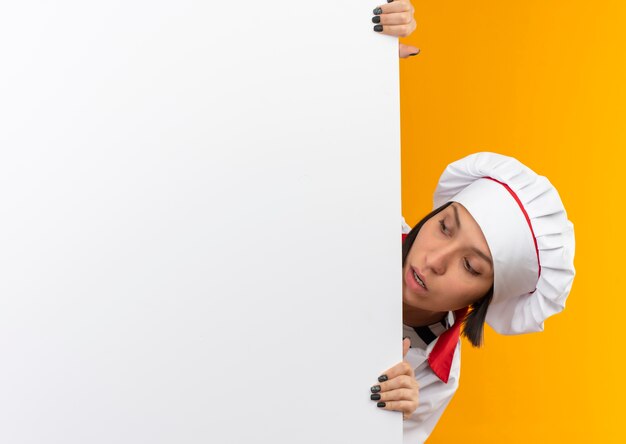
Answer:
[
  {"left": 452, "top": 204, "right": 493, "bottom": 269},
  {"left": 472, "top": 247, "right": 493, "bottom": 269},
  {"left": 451, "top": 204, "right": 462, "bottom": 228}
]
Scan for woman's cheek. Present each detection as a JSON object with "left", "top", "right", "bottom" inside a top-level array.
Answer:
[{"left": 448, "top": 281, "right": 476, "bottom": 307}]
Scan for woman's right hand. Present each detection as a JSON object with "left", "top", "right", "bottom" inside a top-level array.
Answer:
[{"left": 370, "top": 337, "right": 419, "bottom": 419}]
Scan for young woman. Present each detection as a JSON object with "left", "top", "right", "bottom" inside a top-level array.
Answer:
[{"left": 371, "top": 152, "right": 576, "bottom": 443}]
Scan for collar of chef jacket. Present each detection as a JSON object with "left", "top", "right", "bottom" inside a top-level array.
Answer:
[
  {"left": 402, "top": 308, "right": 467, "bottom": 384},
  {"left": 403, "top": 311, "right": 453, "bottom": 349},
  {"left": 402, "top": 232, "right": 469, "bottom": 383}
]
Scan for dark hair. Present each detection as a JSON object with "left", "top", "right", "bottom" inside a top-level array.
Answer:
[{"left": 402, "top": 202, "right": 493, "bottom": 348}]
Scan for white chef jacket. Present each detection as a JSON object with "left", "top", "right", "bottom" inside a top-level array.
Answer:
[{"left": 402, "top": 218, "right": 462, "bottom": 443}]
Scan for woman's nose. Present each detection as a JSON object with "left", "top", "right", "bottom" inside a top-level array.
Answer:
[{"left": 425, "top": 248, "right": 449, "bottom": 275}]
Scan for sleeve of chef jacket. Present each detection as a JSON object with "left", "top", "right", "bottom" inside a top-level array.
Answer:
[{"left": 402, "top": 340, "right": 461, "bottom": 444}]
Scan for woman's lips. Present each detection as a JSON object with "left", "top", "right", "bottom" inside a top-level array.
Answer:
[{"left": 406, "top": 265, "right": 428, "bottom": 293}]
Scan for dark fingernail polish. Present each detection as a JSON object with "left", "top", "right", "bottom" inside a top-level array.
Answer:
[
  {"left": 373, "top": 7, "right": 383, "bottom": 15},
  {"left": 371, "top": 385, "right": 381, "bottom": 393},
  {"left": 372, "top": 16, "right": 381, "bottom": 24},
  {"left": 410, "top": 52, "right": 420, "bottom": 56},
  {"left": 374, "top": 24, "right": 383, "bottom": 32},
  {"left": 371, "top": 393, "right": 381, "bottom": 400},
  {"left": 387, "top": 0, "right": 395, "bottom": 3},
  {"left": 377, "top": 402, "right": 386, "bottom": 408},
  {"left": 378, "top": 374, "right": 388, "bottom": 382}
]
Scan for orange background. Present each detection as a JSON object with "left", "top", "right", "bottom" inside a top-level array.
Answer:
[{"left": 399, "top": 1, "right": 625, "bottom": 442}]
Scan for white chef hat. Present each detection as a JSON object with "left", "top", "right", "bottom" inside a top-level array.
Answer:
[{"left": 433, "top": 152, "right": 575, "bottom": 335}]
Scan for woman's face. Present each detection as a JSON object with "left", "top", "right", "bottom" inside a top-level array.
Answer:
[{"left": 403, "top": 203, "right": 494, "bottom": 312}]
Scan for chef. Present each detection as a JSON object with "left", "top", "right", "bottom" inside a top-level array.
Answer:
[{"left": 370, "top": 152, "right": 576, "bottom": 443}]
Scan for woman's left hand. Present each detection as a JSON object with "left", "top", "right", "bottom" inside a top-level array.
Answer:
[
  {"left": 372, "top": 0, "right": 420, "bottom": 58},
  {"left": 371, "top": 337, "right": 419, "bottom": 420}
]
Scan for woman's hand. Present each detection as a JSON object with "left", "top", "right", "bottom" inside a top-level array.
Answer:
[
  {"left": 371, "top": 337, "right": 419, "bottom": 420},
  {"left": 372, "top": 0, "right": 420, "bottom": 58}
]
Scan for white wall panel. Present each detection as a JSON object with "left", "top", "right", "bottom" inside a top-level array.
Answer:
[{"left": 0, "top": 1, "right": 401, "bottom": 442}]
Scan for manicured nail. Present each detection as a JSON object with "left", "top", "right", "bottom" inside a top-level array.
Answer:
[
  {"left": 374, "top": 24, "right": 383, "bottom": 32},
  {"left": 371, "top": 393, "right": 381, "bottom": 400},
  {"left": 371, "top": 385, "right": 381, "bottom": 393},
  {"left": 378, "top": 374, "right": 388, "bottom": 382},
  {"left": 387, "top": 0, "right": 395, "bottom": 3},
  {"left": 410, "top": 50, "right": 420, "bottom": 56},
  {"left": 372, "top": 16, "right": 381, "bottom": 24},
  {"left": 377, "top": 402, "right": 386, "bottom": 408},
  {"left": 373, "top": 7, "right": 383, "bottom": 15}
]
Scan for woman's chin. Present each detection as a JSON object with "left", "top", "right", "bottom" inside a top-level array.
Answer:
[
  {"left": 403, "top": 290, "right": 427, "bottom": 309},
  {"left": 404, "top": 290, "right": 447, "bottom": 314}
]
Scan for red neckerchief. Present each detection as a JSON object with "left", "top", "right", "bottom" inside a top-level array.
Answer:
[{"left": 402, "top": 232, "right": 467, "bottom": 383}]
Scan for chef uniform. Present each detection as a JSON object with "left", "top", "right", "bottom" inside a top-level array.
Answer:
[{"left": 400, "top": 153, "right": 576, "bottom": 443}]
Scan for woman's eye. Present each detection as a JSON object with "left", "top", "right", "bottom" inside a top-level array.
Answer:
[
  {"left": 439, "top": 220, "right": 449, "bottom": 235},
  {"left": 464, "top": 258, "right": 480, "bottom": 276}
]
